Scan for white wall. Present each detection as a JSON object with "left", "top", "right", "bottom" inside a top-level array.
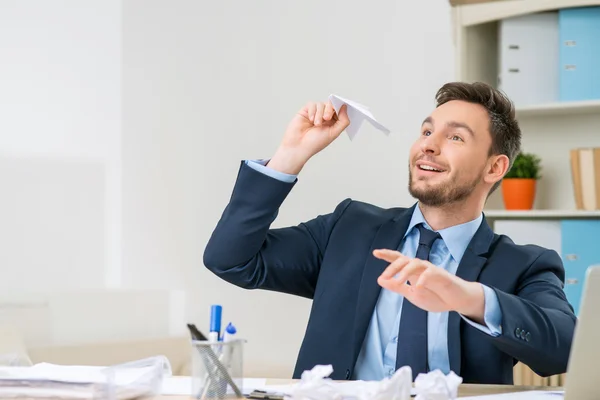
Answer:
[
  {"left": 122, "top": 0, "right": 455, "bottom": 377},
  {"left": 0, "top": 0, "right": 122, "bottom": 289},
  {"left": 0, "top": 0, "right": 167, "bottom": 349},
  {"left": 0, "top": 289, "right": 185, "bottom": 348}
]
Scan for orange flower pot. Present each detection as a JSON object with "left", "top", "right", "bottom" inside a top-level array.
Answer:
[{"left": 502, "top": 178, "right": 537, "bottom": 210}]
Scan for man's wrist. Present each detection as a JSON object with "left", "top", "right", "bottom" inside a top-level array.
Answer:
[
  {"left": 267, "top": 147, "right": 308, "bottom": 175},
  {"left": 456, "top": 282, "right": 486, "bottom": 324}
]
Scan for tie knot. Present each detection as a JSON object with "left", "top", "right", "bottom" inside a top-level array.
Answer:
[{"left": 417, "top": 224, "right": 440, "bottom": 248}]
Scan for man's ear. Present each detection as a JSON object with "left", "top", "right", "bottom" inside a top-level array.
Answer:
[{"left": 484, "top": 154, "right": 510, "bottom": 186}]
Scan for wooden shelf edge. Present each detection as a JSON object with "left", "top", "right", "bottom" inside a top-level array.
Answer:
[
  {"left": 456, "top": 0, "right": 600, "bottom": 27},
  {"left": 515, "top": 99, "right": 600, "bottom": 117},
  {"left": 484, "top": 210, "right": 600, "bottom": 219}
]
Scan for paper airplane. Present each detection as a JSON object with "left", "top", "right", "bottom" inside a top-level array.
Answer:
[{"left": 328, "top": 94, "right": 391, "bottom": 140}]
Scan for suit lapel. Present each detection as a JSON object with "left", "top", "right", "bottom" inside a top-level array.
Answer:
[
  {"left": 447, "top": 215, "right": 495, "bottom": 376},
  {"left": 351, "top": 204, "right": 416, "bottom": 366}
]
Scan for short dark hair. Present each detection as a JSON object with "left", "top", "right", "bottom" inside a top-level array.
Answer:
[{"left": 435, "top": 81, "right": 521, "bottom": 195}]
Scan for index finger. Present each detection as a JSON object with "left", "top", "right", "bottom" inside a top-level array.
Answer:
[
  {"left": 373, "top": 249, "right": 406, "bottom": 263},
  {"left": 378, "top": 256, "right": 411, "bottom": 280}
]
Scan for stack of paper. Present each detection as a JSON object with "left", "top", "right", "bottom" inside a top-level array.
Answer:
[{"left": 0, "top": 357, "right": 167, "bottom": 400}]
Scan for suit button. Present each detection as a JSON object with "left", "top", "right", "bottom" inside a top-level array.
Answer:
[
  {"left": 515, "top": 327, "right": 521, "bottom": 337},
  {"left": 345, "top": 369, "right": 350, "bottom": 379},
  {"left": 525, "top": 332, "right": 531, "bottom": 342},
  {"left": 520, "top": 331, "right": 525, "bottom": 340}
]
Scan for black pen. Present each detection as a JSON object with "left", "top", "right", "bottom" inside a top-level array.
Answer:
[{"left": 187, "top": 323, "right": 208, "bottom": 341}]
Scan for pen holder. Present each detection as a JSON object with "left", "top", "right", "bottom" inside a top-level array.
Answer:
[{"left": 191, "top": 339, "right": 245, "bottom": 400}]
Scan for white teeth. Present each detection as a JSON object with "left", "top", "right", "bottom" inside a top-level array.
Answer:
[{"left": 419, "top": 165, "right": 442, "bottom": 172}]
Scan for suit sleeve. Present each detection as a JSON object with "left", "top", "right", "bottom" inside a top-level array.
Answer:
[
  {"left": 460, "top": 285, "right": 502, "bottom": 336},
  {"left": 245, "top": 159, "right": 297, "bottom": 183},
  {"left": 203, "top": 161, "right": 352, "bottom": 299},
  {"left": 488, "top": 249, "right": 576, "bottom": 377}
]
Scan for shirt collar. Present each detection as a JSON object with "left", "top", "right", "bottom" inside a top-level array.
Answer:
[{"left": 403, "top": 202, "right": 483, "bottom": 263}]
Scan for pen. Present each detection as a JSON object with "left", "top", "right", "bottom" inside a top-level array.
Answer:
[
  {"left": 210, "top": 305, "right": 222, "bottom": 342},
  {"left": 187, "top": 323, "right": 208, "bottom": 341}
]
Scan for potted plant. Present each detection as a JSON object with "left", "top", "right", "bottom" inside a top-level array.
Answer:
[{"left": 502, "top": 152, "right": 542, "bottom": 210}]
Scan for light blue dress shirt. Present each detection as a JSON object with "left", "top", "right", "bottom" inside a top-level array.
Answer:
[{"left": 244, "top": 159, "right": 502, "bottom": 380}]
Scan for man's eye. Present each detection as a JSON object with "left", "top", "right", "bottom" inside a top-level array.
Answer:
[
  {"left": 451, "top": 135, "right": 463, "bottom": 141},
  {"left": 423, "top": 130, "right": 432, "bottom": 136}
]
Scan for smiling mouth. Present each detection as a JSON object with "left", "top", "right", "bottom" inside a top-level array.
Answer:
[{"left": 418, "top": 164, "right": 446, "bottom": 173}]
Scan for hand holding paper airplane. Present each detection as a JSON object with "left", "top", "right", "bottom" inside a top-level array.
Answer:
[
  {"left": 328, "top": 94, "right": 391, "bottom": 141},
  {"left": 267, "top": 95, "right": 391, "bottom": 175},
  {"left": 268, "top": 101, "right": 349, "bottom": 174}
]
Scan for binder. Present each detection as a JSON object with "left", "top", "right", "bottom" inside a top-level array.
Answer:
[
  {"left": 570, "top": 148, "right": 600, "bottom": 210},
  {"left": 498, "top": 12, "right": 559, "bottom": 106},
  {"left": 559, "top": 7, "right": 600, "bottom": 101},
  {"left": 561, "top": 220, "right": 600, "bottom": 316}
]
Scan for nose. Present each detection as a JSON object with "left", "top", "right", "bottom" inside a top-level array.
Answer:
[{"left": 420, "top": 132, "right": 441, "bottom": 156}]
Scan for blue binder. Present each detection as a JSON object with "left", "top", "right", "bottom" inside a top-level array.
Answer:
[
  {"left": 558, "top": 7, "right": 600, "bottom": 101},
  {"left": 560, "top": 220, "right": 600, "bottom": 316}
]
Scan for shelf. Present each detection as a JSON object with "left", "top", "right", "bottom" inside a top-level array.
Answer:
[
  {"left": 483, "top": 209, "right": 600, "bottom": 219},
  {"left": 455, "top": 0, "right": 600, "bottom": 27},
  {"left": 515, "top": 99, "right": 600, "bottom": 118},
  {"left": 453, "top": 1, "right": 600, "bottom": 213}
]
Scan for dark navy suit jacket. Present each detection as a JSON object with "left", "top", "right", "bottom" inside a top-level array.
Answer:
[{"left": 203, "top": 162, "right": 576, "bottom": 384}]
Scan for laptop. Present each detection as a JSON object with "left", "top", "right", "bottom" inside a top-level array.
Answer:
[{"left": 563, "top": 265, "right": 600, "bottom": 400}]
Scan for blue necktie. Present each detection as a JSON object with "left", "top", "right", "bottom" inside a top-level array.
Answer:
[{"left": 395, "top": 223, "right": 441, "bottom": 379}]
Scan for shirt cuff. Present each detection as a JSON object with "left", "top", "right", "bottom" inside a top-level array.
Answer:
[
  {"left": 245, "top": 159, "right": 297, "bottom": 183},
  {"left": 460, "top": 284, "right": 502, "bottom": 337}
]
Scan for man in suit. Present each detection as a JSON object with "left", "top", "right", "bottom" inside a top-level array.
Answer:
[{"left": 203, "top": 82, "right": 576, "bottom": 384}]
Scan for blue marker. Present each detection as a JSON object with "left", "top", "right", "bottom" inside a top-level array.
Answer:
[
  {"left": 223, "top": 322, "right": 237, "bottom": 342},
  {"left": 209, "top": 305, "right": 222, "bottom": 342},
  {"left": 222, "top": 322, "right": 237, "bottom": 374}
]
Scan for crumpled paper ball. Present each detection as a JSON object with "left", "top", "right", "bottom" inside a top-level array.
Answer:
[
  {"left": 414, "top": 369, "right": 463, "bottom": 400},
  {"left": 283, "top": 365, "right": 462, "bottom": 400}
]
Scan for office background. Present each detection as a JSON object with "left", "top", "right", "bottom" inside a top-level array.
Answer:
[{"left": 1, "top": 0, "right": 599, "bottom": 380}]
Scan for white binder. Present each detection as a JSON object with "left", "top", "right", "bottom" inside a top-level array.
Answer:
[{"left": 498, "top": 12, "right": 559, "bottom": 107}]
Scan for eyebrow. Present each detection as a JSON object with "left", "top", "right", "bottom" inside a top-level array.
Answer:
[{"left": 422, "top": 116, "right": 475, "bottom": 137}]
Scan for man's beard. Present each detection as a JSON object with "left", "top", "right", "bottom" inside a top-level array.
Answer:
[{"left": 408, "top": 167, "right": 483, "bottom": 207}]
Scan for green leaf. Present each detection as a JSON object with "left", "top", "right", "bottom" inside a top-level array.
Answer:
[{"left": 504, "top": 152, "right": 542, "bottom": 179}]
